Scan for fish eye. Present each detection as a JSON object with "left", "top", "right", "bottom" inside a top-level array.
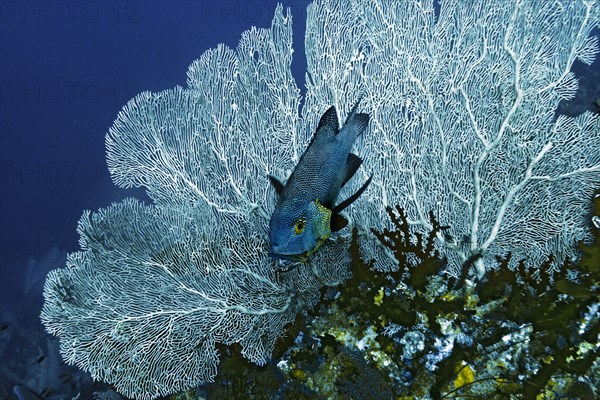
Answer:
[{"left": 294, "top": 218, "right": 306, "bottom": 235}]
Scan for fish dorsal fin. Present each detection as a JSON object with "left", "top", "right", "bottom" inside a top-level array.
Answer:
[
  {"left": 268, "top": 174, "right": 284, "bottom": 194},
  {"left": 331, "top": 214, "right": 348, "bottom": 232},
  {"left": 316, "top": 106, "right": 339, "bottom": 136},
  {"left": 342, "top": 153, "right": 362, "bottom": 187},
  {"left": 333, "top": 174, "right": 373, "bottom": 214},
  {"left": 305, "top": 106, "right": 339, "bottom": 150}
]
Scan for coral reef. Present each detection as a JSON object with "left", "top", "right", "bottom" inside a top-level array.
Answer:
[{"left": 204, "top": 195, "right": 599, "bottom": 399}]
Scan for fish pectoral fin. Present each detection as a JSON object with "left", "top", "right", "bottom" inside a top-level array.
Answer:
[
  {"left": 332, "top": 174, "right": 373, "bottom": 214},
  {"left": 342, "top": 153, "right": 362, "bottom": 187},
  {"left": 331, "top": 214, "right": 348, "bottom": 232},
  {"left": 268, "top": 174, "right": 285, "bottom": 195}
]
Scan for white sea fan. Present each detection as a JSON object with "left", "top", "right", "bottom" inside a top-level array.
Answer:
[
  {"left": 303, "top": 0, "right": 600, "bottom": 277},
  {"left": 43, "top": 7, "right": 348, "bottom": 400}
]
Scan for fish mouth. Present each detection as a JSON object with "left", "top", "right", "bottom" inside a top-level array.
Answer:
[
  {"left": 268, "top": 239, "right": 327, "bottom": 262},
  {"left": 268, "top": 251, "right": 309, "bottom": 262}
]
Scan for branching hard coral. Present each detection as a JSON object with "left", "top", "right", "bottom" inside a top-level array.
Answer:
[
  {"left": 318, "top": 204, "right": 598, "bottom": 399},
  {"left": 268, "top": 199, "right": 599, "bottom": 399}
]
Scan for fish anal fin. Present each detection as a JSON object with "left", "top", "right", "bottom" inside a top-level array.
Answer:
[
  {"left": 342, "top": 153, "right": 362, "bottom": 187},
  {"left": 331, "top": 214, "right": 348, "bottom": 232},
  {"left": 268, "top": 174, "right": 284, "bottom": 194}
]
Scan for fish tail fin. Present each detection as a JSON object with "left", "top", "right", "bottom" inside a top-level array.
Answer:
[{"left": 343, "top": 99, "right": 369, "bottom": 140}]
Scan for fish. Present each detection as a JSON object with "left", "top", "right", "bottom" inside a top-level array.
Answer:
[{"left": 269, "top": 99, "right": 372, "bottom": 261}]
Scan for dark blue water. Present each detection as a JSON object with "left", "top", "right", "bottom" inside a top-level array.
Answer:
[{"left": 0, "top": 1, "right": 309, "bottom": 398}]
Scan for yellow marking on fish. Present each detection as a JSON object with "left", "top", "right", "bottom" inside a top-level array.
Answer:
[{"left": 314, "top": 199, "right": 332, "bottom": 239}]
